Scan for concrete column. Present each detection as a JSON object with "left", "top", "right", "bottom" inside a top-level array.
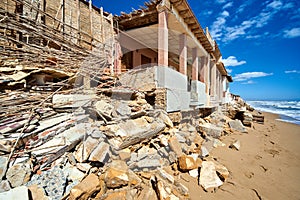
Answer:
[
  {"left": 179, "top": 34, "right": 187, "bottom": 75},
  {"left": 199, "top": 56, "right": 205, "bottom": 83},
  {"left": 192, "top": 48, "right": 198, "bottom": 80},
  {"left": 210, "top": 61, "right": 217, "bottom": 96},
  {"left": 201, "top": 56, "right": 210, "bottom": 94},
  {"left": 158, "top": 10, "right": 168, "bottom": 67}
]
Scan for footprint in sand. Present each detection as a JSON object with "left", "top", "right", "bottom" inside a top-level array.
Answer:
[
  {"left": 244, "top": 171, "right": 254, "bottom": 179},
  {"left": 264, "top": 149, "right": 279, "bottom": 157}
]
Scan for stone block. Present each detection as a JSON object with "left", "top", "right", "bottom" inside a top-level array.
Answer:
[
  {"left": 69, "top": 174, "right": 100, "bottom": 200},
  {"left": 88, "top": 141, "right": 110, "bottom": 163},
  {"left": 6, "top": 164, "right": 31, "bottom": 188},
  {"left": 169, "top": 136, "right": 183, "bottom": 157},
  {"left": 178, "top": 155, "right": 198, "bottom": 171},
  {"left": 229, "top": 119, "right": 247, "bottom": 133},
  {"left": 197, "top": 123, "right": 223, "bottom": 138},
  {"left": 199, "top": 161, "right": 223, "bottom": 191},
  {"left": 104, "top": 167, "right": 129, "bottom": 189}
]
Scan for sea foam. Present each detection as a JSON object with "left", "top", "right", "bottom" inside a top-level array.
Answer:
[{"left": 247, "top": 100, "right": 300, "bottom": 125}]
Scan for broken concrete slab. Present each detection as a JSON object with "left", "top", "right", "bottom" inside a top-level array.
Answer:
[
  {"left": 95, "top": 100, "right": 114, "bottom": 119},
  {"left": 199, "top": 161, "right": 223, "bottom": 191},
  {"left": 136, "top": 157, "right": 161, "bottom": 171},
  {"left": 114, "top": 101, "right": 131, "bottom": 117},
  {"left": 119, "top": 119, "right": 166, "bottom": 149},
  {"left": 69, "top": 174, "right": 100, "bottom": 200},
  {"left": 0, "top": 186, "right": 29, "bottom": 200},
  {"left": 104, "top": 167, "right": 129, "bottom": 189},
  {"left": 197, "top": 123, "right": 223, "bottom": 138},
  {"left": 229, "top": 119, "right": 247, "bottom": 133},
  {"left": 201, "top": 138, "right": 214, "bottom": 157},
  {"left": 157, "top": 110, "right": 174, "bottom": 128},
  {"left": 169, "top": 136, "right": 183, "bottom": 157},
  {"left": 6, "top": 163, "right": 31, "bottom": 188},
  {"left": 88, "top": 141, "right": 110, "bottom": 163},
  {"left": 158, "top": 168, "right": 175, "bottom": 184},
  {"left": 64, "top": 165, "right": 86, "bottom": 182},
  {"left": 52, "top": 94, "right": 96, "bottom": 109}
]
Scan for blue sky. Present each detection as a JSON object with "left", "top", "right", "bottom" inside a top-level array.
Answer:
[{"left": 94, "top": 0, "right": 300, "bottom": 100}]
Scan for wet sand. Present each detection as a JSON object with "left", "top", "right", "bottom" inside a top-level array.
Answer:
[{"left": 182, "top": 112, "right": 300, "bottom": 199}]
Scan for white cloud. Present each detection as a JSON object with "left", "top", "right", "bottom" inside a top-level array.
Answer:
[
  {"left": 285, "top": 70, "right": 300, "bottom": 74},
  {"left": 215, "top": 0, "right": 226, "bottom": 4},
  {"left": 267, "top": 0, "right": 283, "bottom": 10},
  {"left": 223, "top": 2, "right": 233, "bottom": 9},
  {"left": 241, "top": 80, "right": 255, "bottom": 84},
  {"left": 283, "top": 28, "right": 300, "bottom": 38},
  {"left": 211, "top": 0, "right": 292, "bottom": 42},
  {"left": 283, "top": 2, "right": 294, "bottom": 9},
  {"left": 210, "top": 11, "right": 230, "bottom": 40},
  {"left": 222, "top": 56, "right": 246, "bottom": 67},
  {"left": 221, "top": 10, "right": 229, "bottom": 17},
  {"left": 233, "top": 72, "right": 273, "bottom": 81}
]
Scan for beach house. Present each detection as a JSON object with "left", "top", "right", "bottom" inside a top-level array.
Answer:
[
  {"left": 114, "top": 0, "right": 233, "bottom": 112},
  {"left": 0, "top": 0, "right": 232, "bottom": 113}
]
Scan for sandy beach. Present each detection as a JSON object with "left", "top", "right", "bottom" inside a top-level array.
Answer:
[{"left": 182, "top": 112, "right": 300, "bottom": 200}]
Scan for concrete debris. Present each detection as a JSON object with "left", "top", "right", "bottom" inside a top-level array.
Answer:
[
  {"left": 214, "top": 161, "right": 230, "bottom": 181},
  {"left": 199, "top": 161, "right": 223, "bottom": 191},
  {"left": 26, "top": 166, "right": 66, "bottom": 200},
  {"left": 0, "top": 68, "right": 261, "bottom": 199},
  {"left": 230, "top": 140, "right": 241, "bottom": 151},
  {"left": 178, "top": 154, "right": 198, "bottom": 171},
  {"left": 28, "top": 184, "right": 49, "bottom": 200},
  {"left": 69, "top": 174, "right": 100, "bottom": 200},
  {"left": 169, "top": 136, "right": 184, "bottom": 157},
  {"left": 197, "top": 123, "right": 223, "bottom": 138},
  {"left": 95, "top": 100, "right": 114, "bottom": 119},
  {"left": 104, "top": 167, "right": 129, "bottom": 189},
  {"left": 229, "top": 119, "right": 247, "bottom": 133},
  {"left": 6, "top": 164, "right": 31, "bottom": 188},
  {"left": 0, "top": 186, "right": 29, "bottom": 200}
]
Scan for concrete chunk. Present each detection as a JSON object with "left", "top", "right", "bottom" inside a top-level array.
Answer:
[
  {"left": 104, "top": 167, "right": 129, "bottom": 189},
  {"left": 229, "top": 119, "right": 247, "bottom": 133},
  {"left": 88, "top": 142, "right": 110, "bottom": 163},
  {"left": 199, "top": 161, "right": 223, "bottom": 190},
  {"left": 169, "top": 136, "right": 183, "bottom": 157},
  {"left": 178, "top": 155, "right": 198, "bottom": 171},
  {"left": 0, "top": 186, "right": 29, "bottom": 200},
  {"left": 197, "top": 123, "right": 223, "bottom": 138},
  {"left": 6, "top": 164, "right": 31, "bottom": 188},
  {"left": 69, "top": 174, "right": 100, "bottom": 200}
]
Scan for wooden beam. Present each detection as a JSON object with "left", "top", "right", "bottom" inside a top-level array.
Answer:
[{"left": 179, "top": 9, "right": 189, "bottom": 15}]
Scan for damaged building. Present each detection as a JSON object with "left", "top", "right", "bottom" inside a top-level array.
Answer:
[
  {"left": 115, "top": 0, "right": 233, "bottom": 112},
  {"left": 0, "top": 0, "right": 232, "bottom": 113},
  {"left": 0, "top": 1, "right": 259, "bottom": 199}
]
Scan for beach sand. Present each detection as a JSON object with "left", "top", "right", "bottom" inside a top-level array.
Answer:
[{"left": 182, "top": 112, "right": 300, "bottom": 200}]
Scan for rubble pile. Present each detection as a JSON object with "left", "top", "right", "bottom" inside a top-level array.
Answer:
[
  {"left": 223, "top": 96, "right": 264, "bottom": 126},
  {"left": 0, "top": 83, "right": 263, "bottom": 199}
]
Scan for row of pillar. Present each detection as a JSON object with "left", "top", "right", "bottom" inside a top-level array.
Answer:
[{"left": 157, "top": 8, "right": 215, "bottom": 97}]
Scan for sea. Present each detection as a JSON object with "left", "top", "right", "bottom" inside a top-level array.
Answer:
[{"left": 246, "top": 100, "right": 300, "bottom": 125}]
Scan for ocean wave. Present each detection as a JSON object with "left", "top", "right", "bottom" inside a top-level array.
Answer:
[{"left": 247, "top": 100, "right": 300, "bottom": 125}]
